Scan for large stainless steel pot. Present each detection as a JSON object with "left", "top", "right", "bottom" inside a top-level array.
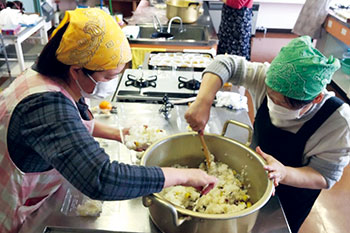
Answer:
[
  {"left": 166, "top": 0, "right": 202, "bottom": 23},
  {"left": 141, "top": 120, "right": 273, "bottom": 233}
]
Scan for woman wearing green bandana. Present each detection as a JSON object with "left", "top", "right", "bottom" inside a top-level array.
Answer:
[{"left": 185, "top": 36, "right": 350, "bottom": 233}]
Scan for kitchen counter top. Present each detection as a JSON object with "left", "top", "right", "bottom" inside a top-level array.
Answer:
[
  {"left": 19, "top": 103, "right": 290, "bottom": 233},
  {"left": 328, "top": 10, "right": 350, "bottom": 27}
]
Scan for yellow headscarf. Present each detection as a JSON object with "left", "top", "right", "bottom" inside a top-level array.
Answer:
[{"left": 51, "top": 8, "right": 131, "bottom": 71}]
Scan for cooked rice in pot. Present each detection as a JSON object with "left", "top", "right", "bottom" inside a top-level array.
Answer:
[{"left": 160, "top": 155, "right": 251, "bottom": 214}]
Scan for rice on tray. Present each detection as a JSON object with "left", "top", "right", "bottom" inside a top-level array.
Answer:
[{"left": 160, "top": 155, "right": 251, "bottom": 214}]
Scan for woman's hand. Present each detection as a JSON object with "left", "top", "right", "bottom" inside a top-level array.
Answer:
[
  {"left": 134, "top": 144, "right": 149, "bottom": 152},
  {"left": 256, "top": 146, "right": 287, "bottom": 195},
  {"left": 185, "top": 73, "right": 222, "bottom": 132},
  {"left": 115, "top": 128, "right": 129, "bottom": 142},
  {"left": 162, "top": 168, "right": 218, "bottom": 195},
  {"left": 93, "top": 121, "right": 130, "bottom": 142},
  {"left": 185, "top": 100, "right": 211, "bottom": 132}
]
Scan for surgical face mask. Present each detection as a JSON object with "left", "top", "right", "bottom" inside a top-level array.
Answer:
[
  {"left": 267, "top": 95, "right": 304, "bottom": 120},
  {"left": 75, "top": 72, "right": 119, "bottom": 99}
]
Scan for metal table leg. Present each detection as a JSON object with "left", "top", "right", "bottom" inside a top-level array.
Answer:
[
  {"left": 0, "top": 34, "right": 11, "bottom": 79},
  {"left": 14, "top": 38, "right": 25, "bottom": 72},
  {"left": 39, "top": 25, "right": 48, "bottom": 45}
]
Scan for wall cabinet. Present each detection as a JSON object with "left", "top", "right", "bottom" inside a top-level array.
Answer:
[
  {"left": 316, "top": 14, "right": 350, "bottom": 101},
  {"left": 324, "top": 15, "right": 350, "bottom": 45}
]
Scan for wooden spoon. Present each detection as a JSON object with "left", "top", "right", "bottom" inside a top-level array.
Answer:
[
  {"left": 198, "top": 132, "right": 211, "bottom": 169},
  {"left": 187, "top": 102, "right": 211, "bottom": 169}
]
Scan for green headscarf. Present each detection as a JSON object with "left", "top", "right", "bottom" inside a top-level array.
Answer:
[{"left": 265, "top": 36, "right": 340, "bottom": 100}]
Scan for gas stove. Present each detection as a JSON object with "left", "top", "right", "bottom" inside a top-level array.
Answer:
[{"left": 115, "top": 69, "right": 202, "bottom": 103}]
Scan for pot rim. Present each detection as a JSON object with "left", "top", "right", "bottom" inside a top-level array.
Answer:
[
  {"left": 141, "top": 132, "right": 274, "bottom": 220},
  {"left": 166, "top": 0, "right": 202, "bottom": 8}
]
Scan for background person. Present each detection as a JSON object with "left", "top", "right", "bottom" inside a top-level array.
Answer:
[
  {"left": 185, "top": 36, "right": 350, "bottom": 233},
  {"left": 292, "top": 0, "right": 332, "bottom": 39},
  {"left": 0, "top": 8, "right": 217, "bottom": 233},
  {"left": 217, "top": 0, "right": 253, "bottom": 60}
]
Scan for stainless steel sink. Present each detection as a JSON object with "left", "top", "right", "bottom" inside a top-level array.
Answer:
[
  {"left": 129, "top": 24, "right": 210, "bottom": 46},
  {"left": 139, "top": 24, "right": 208, "bottom": 40}
]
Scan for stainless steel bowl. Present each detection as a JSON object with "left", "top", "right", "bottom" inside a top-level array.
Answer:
[{"left": 141, "top": 120, "right": 273, "bottom": 233}]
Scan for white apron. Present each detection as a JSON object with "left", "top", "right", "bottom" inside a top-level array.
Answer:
[{"left": 0, "top": 70, "right": 94, "bottom": 233}]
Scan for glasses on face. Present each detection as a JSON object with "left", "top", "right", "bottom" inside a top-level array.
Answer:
[
  {"left": 85, "top": 73, "right": 98, "bottom": 84},
  {"left": 83, "top": 69, "right": 120, "bottom": 83}
]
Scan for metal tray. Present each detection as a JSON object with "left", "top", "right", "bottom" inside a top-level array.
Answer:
[
  {"left": 43, "top": 226, "right": 145, "bottom": 233},
  {"left": 147, "top": 51, "right": 213, "bottom": 71}
]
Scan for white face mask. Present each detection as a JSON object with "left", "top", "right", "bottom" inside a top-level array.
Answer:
[
  {"left": 76, "top": 73, "right": 119, "bottom": 99},
  {"left": 267, "top": 95, "right": 304, "bottom": 120}
]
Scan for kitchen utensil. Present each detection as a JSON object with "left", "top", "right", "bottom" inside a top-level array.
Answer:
[
  {"left": 198, "top": 133, "right": 211, "bottom": 169},
  {"left": 141, "top": 120, "right": 272, "bottom": 233},
  {"left": 166, "top": 0, "right": 202, "bottom": 23}
]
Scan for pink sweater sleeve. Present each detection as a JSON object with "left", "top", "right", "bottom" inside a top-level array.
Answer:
[{"left": 225, "top": 0, "right": 253, "bottom": 9}]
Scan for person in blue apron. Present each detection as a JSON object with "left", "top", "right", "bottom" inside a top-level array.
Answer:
[
  {"left": 185, "top": 36, "right": 350, "bottom": 232},
  {"left": 217, "top": 0, "right": 253, "bottom": 60}
]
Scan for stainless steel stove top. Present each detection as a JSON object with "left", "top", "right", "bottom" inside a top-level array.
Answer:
[{"left": 115, "top": 69, "right": 202, "bottom": 102}]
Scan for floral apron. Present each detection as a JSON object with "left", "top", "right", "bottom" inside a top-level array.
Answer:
[{"left": 217, "top": 4, "right": 253, "bottom": 60}]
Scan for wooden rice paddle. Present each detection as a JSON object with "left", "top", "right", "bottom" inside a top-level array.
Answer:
[
  {"left": 198, "top": 132, "right": 211, "bottom": 169},
  {"left": 187, "top": 102, "right": 211, "bottom": 169}
]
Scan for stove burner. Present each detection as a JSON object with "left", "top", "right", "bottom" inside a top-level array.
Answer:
[
  {"left": 125, "top": 74, "right": 157, "bottom": 88},
  {"left": 178, "top": 76, "right": 201, "bottom": 90},
  {"left": 338, "top": 5, "right": 350, "bottom": 9}
]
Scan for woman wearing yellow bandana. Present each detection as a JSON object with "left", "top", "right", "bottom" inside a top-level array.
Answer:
[
  {"left": 185, "top": 36, "right": 350, "bottom": 233},
  {"left": 0, "top": 8, "right": 217, "bottom": 233}
]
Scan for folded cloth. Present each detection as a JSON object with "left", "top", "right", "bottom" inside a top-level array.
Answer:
[
  {"left": 0, "top": 8, "right": 21, "bottom": 27},
  {"left": 19, "top": 14, "right": 40, "bottom": 26},
  {"left": 215, "top": 91, "right": 248, "bottom": 111},
  {"left": 0, "top": 8, "right": 40, "bottom": 27}
]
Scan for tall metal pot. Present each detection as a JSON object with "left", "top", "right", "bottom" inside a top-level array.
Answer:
[
  {"left": 141, "top": 120, "right": 273, "bottom": 233},
  {"left": 166, "top": 0, "right": 202, "bottom": 23}
]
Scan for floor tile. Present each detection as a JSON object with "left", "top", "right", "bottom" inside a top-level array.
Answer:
[{"left": 300, "top": 165, "right": 350, "bottom": 233}]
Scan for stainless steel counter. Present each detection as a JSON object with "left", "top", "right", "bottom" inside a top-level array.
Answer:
[{"left": 19, "top": 103, "right": 290, "bottom": 233}]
